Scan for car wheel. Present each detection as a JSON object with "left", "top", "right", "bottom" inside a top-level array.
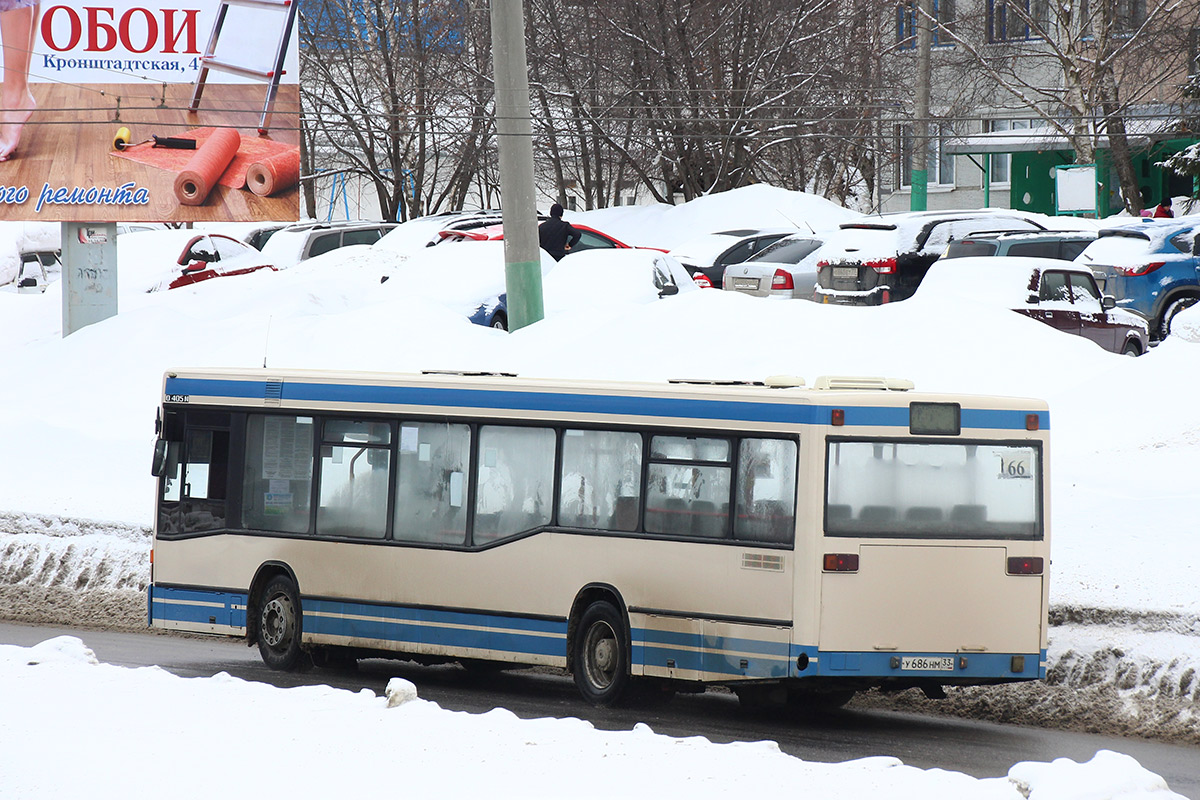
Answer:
[
  {"left": 256, "top": 575, "right": 304, "bottom": 671},
  {"left": 573, "top": 600, "right": 630, "bottom": 706},
  {"left": 1159, "top": 295, "right": 1199, "bottom": 339},
  {"left": 1120, "top": 339, "right": 1142, "bottom": 357},
  {"left": 491, "top": 313, "right": 508, "bottom": 331}
]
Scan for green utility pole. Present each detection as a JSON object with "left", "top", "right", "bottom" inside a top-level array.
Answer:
[
  {"left": 489, "top": 0, "right": 543, "bottom": 330},
  {"left": 910, "top": 0, "right": 932, "bottom": 212}
]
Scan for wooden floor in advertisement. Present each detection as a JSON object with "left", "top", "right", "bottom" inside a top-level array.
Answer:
[{"left": 0, "top": 82, "right": 301, "bottom": 223}]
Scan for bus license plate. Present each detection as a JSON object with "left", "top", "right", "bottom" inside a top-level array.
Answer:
[
  {"left": 901, "top": 656, "right": 954, "bottom": 671},
  {"left": 833, "top": 267, "right": 859, "bottom": 280}
]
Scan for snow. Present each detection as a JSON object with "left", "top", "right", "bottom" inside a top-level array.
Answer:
[
  {"left": 0, "top": 636, "right": 1186, "bottom": 799},
  {"left": 1, "top": 185, "right": 1199, "bottom": 796}
]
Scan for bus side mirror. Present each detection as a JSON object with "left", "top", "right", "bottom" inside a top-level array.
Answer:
[{"left": 151, "top": 439, "right": 169, "bottom": 477}]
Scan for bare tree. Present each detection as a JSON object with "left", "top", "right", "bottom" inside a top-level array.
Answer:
[{"left": 927, "top": 0, "right": 1195, "bottom": 213}]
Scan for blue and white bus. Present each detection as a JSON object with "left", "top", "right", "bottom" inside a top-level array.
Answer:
[{"left": 148, "top": 368, "right": 1049, "bottom": 709}]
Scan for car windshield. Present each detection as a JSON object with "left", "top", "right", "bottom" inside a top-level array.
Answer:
[{"left": 751, "top": 238, "right": 821, "bottom": 264}]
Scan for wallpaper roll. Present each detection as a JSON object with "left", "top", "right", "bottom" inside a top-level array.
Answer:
[
  {"left": 245, "top": 148, "right": 301, "bottom": 197},
  {"left": 173, "top": 128, "right": 241, "bottom": 206}
]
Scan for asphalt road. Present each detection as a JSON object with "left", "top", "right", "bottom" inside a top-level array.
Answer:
[{"left": 3, "top": 621, "right": 1198, "bottom": 797}]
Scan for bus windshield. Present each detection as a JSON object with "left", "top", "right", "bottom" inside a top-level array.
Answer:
[{"left": 824, "top": 439, "right": 1041, "bottom": 539}]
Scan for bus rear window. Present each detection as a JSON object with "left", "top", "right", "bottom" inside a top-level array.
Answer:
[{"left": 825, "top": 440, "right": 1041, "bottom": 539}]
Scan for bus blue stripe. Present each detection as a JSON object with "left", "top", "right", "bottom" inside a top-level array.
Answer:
[
  {"left": 164, "top": 377, "right": 1048, "bottom": 431},
  {"left": 150, "top": 588, "right": 1045, "bottom": 681}
]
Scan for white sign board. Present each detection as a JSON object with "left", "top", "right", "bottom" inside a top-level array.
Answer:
[{"left": 1055, "top": 165, "right": 1098, "bottom": 215}]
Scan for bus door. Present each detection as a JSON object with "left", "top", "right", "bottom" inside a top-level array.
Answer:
[
  {"left": 818, "top": 439, "right": 1045, "bottom": 671},
  {"left": 156, "top": 409, "right": 232, "bottom": 536}
]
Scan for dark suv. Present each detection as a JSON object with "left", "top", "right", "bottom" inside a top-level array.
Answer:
[
  {"left": 814, "top": 211, "right": 1047, "bottom": 305},
  {"left": 942, "top": 230, "right": 1097, "bottom": 261}
]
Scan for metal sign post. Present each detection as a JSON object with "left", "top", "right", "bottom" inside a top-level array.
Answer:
[{"left": 62, "top": 223, "right": 118, "bottom": 336}]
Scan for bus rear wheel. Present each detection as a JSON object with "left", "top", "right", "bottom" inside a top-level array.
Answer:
[
  {"left": 257, "top": 575, "right": 304, "bottom": 671},
  {"left": 573, "top": 601, "right": 630, "bottom": 706}
]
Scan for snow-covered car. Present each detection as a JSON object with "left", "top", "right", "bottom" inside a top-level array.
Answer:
[
  {"left": 260, "top": 221, "right": 399, "bottom": 268},
  {"left": 469, "top": 249, "right": 697, "bottom": 330},
  {"left": 374, "top": 209, "right": 510, "bottom": 254},
  {"left": 917, "top": 256, "right": 1149, "bottom": 355},
  {"left": 668, "top": 228, "right": 794, "bottom": 289},
  {"left": 156, "top": 233, "right": 275, "bottom": 291},
  {"left": 438, "top": 222, "right": 651, "bottom": 257},
  {"left": 814, "top": 211, "right": 1048, "bottom": 305},
  {"left": 721, "top": 234, "right": 825, "bottom": 299}
]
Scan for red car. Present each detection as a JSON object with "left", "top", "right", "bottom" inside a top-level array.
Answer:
[
  {"left": 437, "top": 222, "right": 661, "bottom": 255},
  {"left": 166, "top": 234, "right": 275, "bottom": 290}
]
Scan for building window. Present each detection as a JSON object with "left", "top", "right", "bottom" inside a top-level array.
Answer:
[
  {"left": 988, "top": 0, "right": 1049, "bottom": 42},
  {"left": 1114, "top": 0, "right": 1146, "bottom": 33},
  {"left": 897, "top": 0, "right": 956, "bottom": 49},
  {"left": 898, "top": 123, "right": 956, "bottom": 188},
  {"left": 986, "top": 118, "right": 1045, "bottom": 184}
]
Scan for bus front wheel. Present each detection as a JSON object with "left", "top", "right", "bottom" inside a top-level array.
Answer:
[
  {"left": 573, "top": 601, "right": 630, "bottom": 706},
  {"left": 257, "top": 575, "right": 304, "bottom": 671}
]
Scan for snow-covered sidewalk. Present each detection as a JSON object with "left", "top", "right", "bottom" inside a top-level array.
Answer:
[{"left": 0, "top": 635, "right": 1186, "bottom": 800}]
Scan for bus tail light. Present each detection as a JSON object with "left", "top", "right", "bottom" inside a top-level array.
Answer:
[
  {"left": 831, "top": 408, "right": 845, "bottom": 426},
  {"left": 771, "top": 269, "right": 794, "bottom": 291},
  {"left": 1025, "top": 414, "right": 1040, "bottom": 431},
  {"left": 1007, "top": 556, "right": 1043, "bottom": 575},
  {"left": 1115, "top": 261, "right": 1164, "bottom": 277},
  {"left": 824, "top": 553, "right": 859, "bottom": 572}
]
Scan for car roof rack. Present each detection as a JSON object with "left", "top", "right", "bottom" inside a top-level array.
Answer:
[{"left": 813, "top": 376, "right": 914, "bottom": 391}]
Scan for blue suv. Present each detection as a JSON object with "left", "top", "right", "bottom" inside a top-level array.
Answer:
[{"left": 1076, "top": 220, "right": 1200, "bottom": 340}]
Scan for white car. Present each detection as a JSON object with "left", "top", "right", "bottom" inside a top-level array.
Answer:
[
  {"left": 668, "top": 228, "right": 794, "bottom": 288},
  {"left": 721, "top": 235, "right": 825, "bottom": 299}
]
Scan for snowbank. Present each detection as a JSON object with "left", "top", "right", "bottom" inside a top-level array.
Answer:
[{"left": 0, "top": 636, "right": 1185, "bottom": 800}]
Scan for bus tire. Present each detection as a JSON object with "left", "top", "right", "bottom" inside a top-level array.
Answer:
[
  {"left": 257, "top": 575, "right": 304, "bottom": 671},
  {"left": 573, "top": 601, "right": 630, "bottom": 706}
]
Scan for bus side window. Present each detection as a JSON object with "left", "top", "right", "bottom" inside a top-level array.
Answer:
[
  {"left": 474, "top": 425, "right": 555, "bottom": 544},
  {"left": 734, "top": 438, "right": 797, "bottom": 544},
  {"left": 559, "top": 429, "right": 643, "bottom": 531},
  {"left": 241, "top": 414, "right": 314, "bottom": 534},
  {"left": 645, "top": 435, "right": 732, "bottom": 539},
  {"left": 394, "top": 422, "right": 471, "bottom": 545}
]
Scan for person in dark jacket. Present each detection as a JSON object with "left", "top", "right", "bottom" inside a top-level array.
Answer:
[
  {"left": 538, "top": 203, "right": 582, "bottom": 261},
  {"left": 1152, "top": 198, "right": 1174, "bottom": 218}
]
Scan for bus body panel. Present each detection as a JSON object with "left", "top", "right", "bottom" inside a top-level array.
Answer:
[
  {"left": 818, "top": 544, "right": 1044, "bottom": 654},
  {"left": 150, "top": 531, "right": 796, "bottom": 682}
]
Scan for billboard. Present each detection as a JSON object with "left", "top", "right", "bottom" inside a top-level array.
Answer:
[{"left": 0, "top": 1, "right": 300, "bottom": 222}]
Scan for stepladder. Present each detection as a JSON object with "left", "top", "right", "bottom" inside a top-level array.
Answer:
[{"left": 189, "top": 0, "right": 298, "bottom": 134}]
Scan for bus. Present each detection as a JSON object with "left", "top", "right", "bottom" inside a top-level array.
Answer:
[{"left": 148, "top": 368, "right": 1050, "bottom": 710}]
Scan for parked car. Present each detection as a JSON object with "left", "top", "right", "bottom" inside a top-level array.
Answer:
[
  {"left": 260, "top": 221, "right": 399, "bottom": 268},
  {"left": 159, "top": 234, "right": 275, "bottom": 291},
  {"left": 942, "top": 229, "right": 1097, "bottom": 261},
  {"left": 1074, "top": 219, "right": 1200, "bottom": 339},
  {"left": 918, "top": 256, "right": 1149, "bottom": 355},
  {"left": 668, "top": 228, "right": 794, "bottom": 288},
  {"left": 438, "top": 222, "right": 648, "bottom": 256},
  {"left": 374, "top": 210, "right": 511, "bottom": 254},
  {"left": 469, "top": 250, "right": 695, "bottom": 331},
  {"left": 814, "top": 210, "right": 1047, "bottom": 305},
  {"left": 721, "top": 234, "right": 825, "bottom": 299}
]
